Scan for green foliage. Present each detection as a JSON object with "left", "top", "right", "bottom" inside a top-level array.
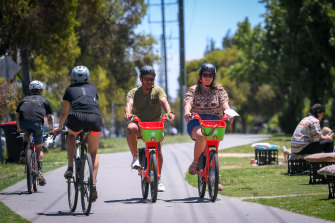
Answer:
[
  {"left": 0, "top": 78, "right": 20, "bottom": 122},
  {"left": 0, "top": 0, "right": 158, "bottom": 126},
  {"left": 261, "top": 0, "right": 335, "bottom": 133}
]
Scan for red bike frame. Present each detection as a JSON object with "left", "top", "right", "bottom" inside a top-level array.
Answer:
[
  {"left": 193, "top": 113, "right": 228, "bottom": 180},
  {"left": 133, "top": 114, "right": 168, "bottom": 182}
]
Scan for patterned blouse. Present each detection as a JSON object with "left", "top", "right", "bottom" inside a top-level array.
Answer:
[
  {"left": 184, "top": 84, "right": 229, "bottom": 118},
  {"left": 290, "top": 115, "right": 321, "bottom": 153}
]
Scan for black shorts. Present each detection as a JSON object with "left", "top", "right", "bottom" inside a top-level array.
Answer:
[{"left": 66, "top": 112, "right": 102, "bottom": 132}]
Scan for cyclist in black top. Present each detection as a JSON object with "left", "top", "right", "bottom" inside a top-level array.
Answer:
[
  {"left": 55, "top": 66, "right": 102, "bottom": 202},
  {"left": 16, "top": 80, "right": 54, "bottom": 186}
]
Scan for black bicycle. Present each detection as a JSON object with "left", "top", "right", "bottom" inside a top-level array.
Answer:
[
  {"left": 19, "top": 132, "right": 55, "bottom": 194},
  {"left": 64, "top": 130, "right": 94, "bottom": 216}
]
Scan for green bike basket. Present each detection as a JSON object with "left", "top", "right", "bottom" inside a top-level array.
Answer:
[
  {"left": 201, "top": 120, "right": 226, "bottom": 141},
  {"left": 139, "top": 122, "right": 164, "bottom": 142}
]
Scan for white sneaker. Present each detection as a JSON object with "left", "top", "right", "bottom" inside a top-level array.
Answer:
[
  {"left": 131, "top": 157, "right": 141, "bottom": 169},
  {"left": 158, "top": 181, "right": 165, "bottom": 192}
]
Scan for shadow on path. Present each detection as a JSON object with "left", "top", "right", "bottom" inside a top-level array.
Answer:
[
  {"left": 37, "top": 211, "right": 89, "bottom": 217},
  {"left": 104, "top": 197, "right": 151, "bottom": 204}
]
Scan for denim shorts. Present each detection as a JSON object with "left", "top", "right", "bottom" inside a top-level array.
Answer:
[
  {"left": 187, "top": 114, "right": 220, "bottom": 137},
  {"left": 19, "top": 120, "right": 43, "bottom": 145}
]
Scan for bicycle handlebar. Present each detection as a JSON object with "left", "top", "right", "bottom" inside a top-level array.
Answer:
[
  {"left": 191, "top": 113, "right": 229, "bottom": 122},
  {"left": 130, "top": 114, "right": 170, "bottom": 123}
]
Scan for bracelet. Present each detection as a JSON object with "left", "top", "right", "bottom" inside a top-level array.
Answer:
[{"left": 167, "top": 111, "right": 174, "bottom": 114}]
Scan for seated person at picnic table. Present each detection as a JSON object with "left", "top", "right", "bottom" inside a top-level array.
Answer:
[
  {"left": 290, "top": 104, "right": 334, "bottom": 156},
  {"left": 282, "top": 127, "right": 333, "bottom": 163}
]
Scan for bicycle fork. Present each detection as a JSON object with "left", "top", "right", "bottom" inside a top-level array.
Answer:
[
  {"left": 140, "top": 146, "right": 159, "bottom": 183},
  {"left": 203, "top": 145, "right": 217, "bottom": 181}
]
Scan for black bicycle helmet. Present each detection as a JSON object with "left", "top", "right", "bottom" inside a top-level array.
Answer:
[
  {"left": 199, "top": 63, "right": 216, "bottom": 78},
  {"left": 140, "top": 65, "right": 156, "bottom": 77}
]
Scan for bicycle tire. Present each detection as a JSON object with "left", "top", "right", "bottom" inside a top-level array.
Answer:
[
  {"left": 81, "top": 152, "right": 93, "bottom": 215},
  {"left": 26, "top": 148, "right": 33, "bottom": 194},
  {"left": 149, "top": 151, "right": 158, "bottom": 203},
  {"left": 197, "top": 154, "right": 206, "bottom": 198},
  {"left": 197, "top": 172, "right": 206, "bottom": 198},
  {"left": 32, "top": 152, "right": 37, "bottom": 192},
  {"left": 68, "top": 157, "right": 79, "bottom": 212},
  {"left": 207, "top": 150, "right": 219, "bottom": 202}
]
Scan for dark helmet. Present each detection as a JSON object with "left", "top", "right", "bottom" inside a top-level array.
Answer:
[
  {"left": 71, "top": 66, "right": 89, "bottom": 83},
  {"left": 199, "top": 63, "right": 216, "bottom": 78},
  {"left": 140, "top": 65, "right": 156, "bottom": 77}
]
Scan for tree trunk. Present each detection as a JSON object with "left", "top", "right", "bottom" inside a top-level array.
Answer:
[{"left": 20, "top": 48, "right": 30, "bottom": 96}]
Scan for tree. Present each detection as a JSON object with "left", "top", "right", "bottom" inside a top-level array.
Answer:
[
  {"left": 261, "top": 0, "right": 335, "bottom": 133},
  {"left": 0, "top": 0, "right": 78, "bottom": 96},
  {"left": 0, "top": 78, "right": 19, "bottom": 122}
]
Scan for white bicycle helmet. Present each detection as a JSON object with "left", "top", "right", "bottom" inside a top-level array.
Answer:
[
  {"left": 29, "top": 80, "right": 44, "bottom": 90},
  {"left": 71, "top": 66, "right": 89, "bottom": 83}
]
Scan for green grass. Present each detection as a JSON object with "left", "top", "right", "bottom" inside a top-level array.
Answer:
[
  {"left": 0, "top": 202, "right": 30, "bottom": 223},
  {"left": 245, "top": 195, "right": 335, "bottom": 222},
  {"left": 186, "top": 134, "right": 335, "bottom": 222}
]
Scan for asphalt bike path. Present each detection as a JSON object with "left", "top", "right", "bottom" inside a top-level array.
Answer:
[{"left": 0, "top": 134, "right": 332, "bottom": 223}]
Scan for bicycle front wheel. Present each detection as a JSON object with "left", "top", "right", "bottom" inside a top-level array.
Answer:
[
  {"left": 207, "top": 150, "right": 219, "bottom": 202},
  {"left": 197, "top": 154, "right": 206, "bottom": 198},
  {"left": 149, "top": 151, "right": 158, "bottom": 203},
  {"left": 26, "top": 149, "right": 33, "bottom": 194},
  {"left": 81, "top": 153, "right": 93, "bottom": 215},
  {"left": 68, "top": 158, "right": 78, "bottom": 212}
]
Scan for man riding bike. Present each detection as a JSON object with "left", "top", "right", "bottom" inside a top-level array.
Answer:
[
  {"left": 124, "top": 65, "right": 175, "bottom": 192},
  {"left": 55, "top": 66, "right": 102, "bottom": 202},
  {"left": 16, "top": 80, "right": 54, "bottom": 186}
]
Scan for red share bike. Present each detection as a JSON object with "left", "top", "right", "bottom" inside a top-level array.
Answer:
[
  {"left": 192, "top": 113, "right": 229, "bottom": 202},
  {"left": 132, "top": 114, "right": 169, "bottom": 203}
]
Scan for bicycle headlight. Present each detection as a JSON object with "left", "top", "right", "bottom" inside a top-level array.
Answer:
[{"left": 151, "top": 137, "right": 156, "bottom": 142}]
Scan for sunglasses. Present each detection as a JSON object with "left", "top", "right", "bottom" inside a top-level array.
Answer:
[
  {"left": 143, "top": 77, "right": 155, "bottom": 82},
  {"left": 202, "top": 73, "right": 214, "bottom": 78}
]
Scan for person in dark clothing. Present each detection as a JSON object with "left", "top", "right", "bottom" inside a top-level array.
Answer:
[
  {"left": 55, "top": 66, "right": 102, "bottom": 202},
  {"left": 16, "top": 80, "right": 54, "bottom": 186}
]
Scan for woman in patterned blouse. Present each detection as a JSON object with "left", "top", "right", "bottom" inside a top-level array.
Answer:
[
  {"left": 290, "top": 103, "right": 334, "bottom": 154},
  {"left": 184, "top": 63, "right": 233, "bottom": 177}
]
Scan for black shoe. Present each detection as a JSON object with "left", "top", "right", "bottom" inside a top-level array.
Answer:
[
  {"left": 92, "top": 185, "right": 98, "bottom": 202},
  {"left": 64, "top": 167, "right": 73, "bottom": 179}
]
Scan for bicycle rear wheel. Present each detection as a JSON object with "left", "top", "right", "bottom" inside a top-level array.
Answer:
[
  {"left": 68, "top": 158, "right": 78, "bottom": 212},
  {"left": 81, "top": 153, "right": 93, "bottom": 215},
  {"left": 26, "top": 149, "right": 33, "bottom": 194},
  {"left": 32, "top": 152, "right": 37, "bottom": 192},
  {"left": 207, "top": 150, "right": 219, "bottom": 202},
  {"left": 149, "top": 151, "right": 158, "bottom": 203}
]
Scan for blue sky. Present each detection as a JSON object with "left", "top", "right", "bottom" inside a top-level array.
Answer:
[{"left": 135, "top": 0, "right": 266, "bottom": 100}]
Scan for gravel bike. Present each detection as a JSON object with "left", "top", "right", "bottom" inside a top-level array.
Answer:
[
  {"left": 132, "top": 114, "right": 169, "bottom": 203},
  {"left": 192, "top": 113, "right": 229, "bottom": 202},
  {"left": 64, "top": 130, "right": 94, "bottom": 215}
]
